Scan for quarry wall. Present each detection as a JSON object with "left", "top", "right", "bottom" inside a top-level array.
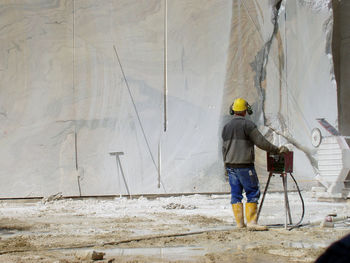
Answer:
[{"left": 0, "top": 0, "right": 341, "bottom": 198}]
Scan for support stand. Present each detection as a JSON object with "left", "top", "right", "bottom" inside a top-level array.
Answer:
[{"left": 257, "top": 171, "right": 293, "bottom": 229}]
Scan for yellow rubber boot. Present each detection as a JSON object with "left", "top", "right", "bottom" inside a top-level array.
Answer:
[
  {"left": 245, "top": 202, "right": 268, "bottom": 231},
  {"left": 232, "top": 203, "right": 246, "bottom": 228}
]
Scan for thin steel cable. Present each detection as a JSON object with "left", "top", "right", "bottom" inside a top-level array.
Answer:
[{"left": 113, "top": 45, "right": 166, "bottom": 193}]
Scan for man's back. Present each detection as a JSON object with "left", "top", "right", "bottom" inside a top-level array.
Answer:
[
  {"left": 222, "top": 116, "right": 279, "bottom": 166},
  {"left": 222, "top": 116, "right": 256, "bottom": 166}
]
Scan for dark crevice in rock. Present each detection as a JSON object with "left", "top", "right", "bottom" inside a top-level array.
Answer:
[
  {"left": 275, "top": 0, "right": 283, "bottom": 11},
  {"left": 250, "top": 1, "right": 319, "bottom": 172},
  {"left": 250, "top": 1, "right": 283, "bottom": 125}
]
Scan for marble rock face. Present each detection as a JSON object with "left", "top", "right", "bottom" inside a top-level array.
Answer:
[{"left": 0, "top": 0, "right": 338, "bottom": 197}]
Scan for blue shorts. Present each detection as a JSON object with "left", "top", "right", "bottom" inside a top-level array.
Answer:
[{"left": 226, "top": 166, "right": 260, "bottom": 204}]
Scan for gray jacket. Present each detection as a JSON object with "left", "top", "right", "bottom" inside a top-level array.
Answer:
[{"left": 221, "top": 115, "right": 279, "bottom": 166}]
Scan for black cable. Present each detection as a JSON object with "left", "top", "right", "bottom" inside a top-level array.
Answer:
[
  {"left": 288, "top": 172, "right": 305, "bottom": 231},
  {"left": 261, "top": 172, "right": 305, "bottom": 230}
]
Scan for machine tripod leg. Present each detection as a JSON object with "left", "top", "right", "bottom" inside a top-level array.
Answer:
[
  {"left": 258, "top": 172, "right": 295, "bottom": 228},
  {"left": 257, "top": 172, "right": 273, "bottom": 220},
  {"left": 282, "top": 173, "right": 293, "bottom": 228}
]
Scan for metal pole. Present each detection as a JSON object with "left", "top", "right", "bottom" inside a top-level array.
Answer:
[
  {"left": 110, "top": 152, "right": 131, "bottom": 197},
  {"left": 116, "top": 157, "right": 131, "bottom": 197},
  {"left": 158, "top": 141, "right": 161, "bottom": 188},
  {"left": 281, "top": 173, "right": 289, "bottom": 229},
  {"left": 163, "top": 0, "right": 168, "bottom": 132},
  {"left": 285, "top": 174, "right": 293, "bottom": 225}
]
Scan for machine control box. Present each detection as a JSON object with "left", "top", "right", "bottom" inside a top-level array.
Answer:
[{"left": 267, "top": 151, "right": 293, "bottom": 173}]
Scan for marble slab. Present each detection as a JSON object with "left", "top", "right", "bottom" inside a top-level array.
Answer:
[
  {"left": 0, "top": 0, "right": 339, "bottom": 197},
  {"left": 0, "top": 0, "right": 77, "bottom": 197}
]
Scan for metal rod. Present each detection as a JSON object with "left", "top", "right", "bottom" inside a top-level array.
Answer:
[
  {"left": 72, "top": 1, "right": 81, "bottom": 197},
  {"left": 110, "top": 152, "right": 131, "bottom": 197},
  {"left": 282, "top": 173, "right": 289, "bottom": 229},
  {"left": 76, "top": 175, "right": 82, "bottom": 197},
  {"left": 163, "top": 0, "right": 168, "bottom": 132},
  {"left": 257, "top": 172, "right": 273, "bottom": 220},
  {"left": 158, "top": 141, "right": 161, "bottom": 188},
  {"left": 284, "top": 7, "right": 289, "bottom": 128},
  {"left": 113, "top": 45, "right": 166, "bottom": 193},
  {"left": 74, "top": 132, "right": 78, "bottom": 171},
  {"left": 76, "top": 176, "right": 82, "bottom": 197},
  {"left": 0, "top": 226, "right": 236, "bottom": 255},
  {"left": 74, "top": 132, "right": 82, "bottom": 196},
  {"left": 284, "top": 174, "right": 293, "bottom": 225},
  {"left": 116, "top": 157, "right": 130, "bottom": 197}
]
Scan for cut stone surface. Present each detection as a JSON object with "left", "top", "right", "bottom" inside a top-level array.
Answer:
[{"left": 0, "top": 0, "right": 344, "bottom": 197}]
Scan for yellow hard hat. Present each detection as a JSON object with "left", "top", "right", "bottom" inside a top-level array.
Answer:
[{"left": 232, "top": 98, "right": 248, "bottom": 112}]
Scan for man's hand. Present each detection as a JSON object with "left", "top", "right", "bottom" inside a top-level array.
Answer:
[{"left": 278, "top": 146, "right": 289, "bottom": 154}]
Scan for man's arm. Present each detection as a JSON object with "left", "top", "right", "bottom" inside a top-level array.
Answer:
[
  {"left": 248, "top": 128, "right": 279, "bottom": 153},
  {"left": 221, "top": 126, "right": 227, "bottom": 161},
  {"left": 222, "top": 145, "right": 226, "bottom": 161}
]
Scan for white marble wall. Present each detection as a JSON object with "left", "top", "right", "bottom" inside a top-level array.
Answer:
[
  {"left": 263, "top": 0, "right": 337, "bottom": 184},
  {"left": 0, "top": 0, "right": 337, "bottom": 197},
  {"left": 73, "top": 0, "right": 165, "bottom": 195},
  {"left": 0, "top": 0, "right": 77, "bottom": 197},
  {"left": 282, "top": 0, "right": 337, "bottom": 180}
]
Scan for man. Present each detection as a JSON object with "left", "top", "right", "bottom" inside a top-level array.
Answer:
[{"left": 222, "top": 98, "right": 288, "bottom": 230}]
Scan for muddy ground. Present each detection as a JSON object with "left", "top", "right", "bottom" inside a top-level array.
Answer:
[{"left": 0, "top": 193, "right": 349, "bottom": 262}]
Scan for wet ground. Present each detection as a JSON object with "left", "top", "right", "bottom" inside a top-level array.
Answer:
[{"left": 0, "top": 193, "right": 349, "bottom": 262}]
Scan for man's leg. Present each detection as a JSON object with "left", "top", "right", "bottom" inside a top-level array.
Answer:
[
  {"left": 238, "top": 167, "right": 267, "bottom": 231},
  {"left": 227, "top": 167, "right": 245, "bottom": 228},
  {"left": 240, "top": 167, "right": 260, "bottom": 203}
]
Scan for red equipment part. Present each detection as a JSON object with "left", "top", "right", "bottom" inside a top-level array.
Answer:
[{"left": 266, "top": 151, "right": 293, "bottom": 173}]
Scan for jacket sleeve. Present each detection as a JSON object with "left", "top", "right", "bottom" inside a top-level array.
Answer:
[
  {"left": 221, "top": 126, "right": 227, "bottom": 160},
  {"left": 222, "top": 145, "right": 226, "bottom": 161},
  {"left": 248, "top": 128, "right": 279, "bottom": 153}
]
